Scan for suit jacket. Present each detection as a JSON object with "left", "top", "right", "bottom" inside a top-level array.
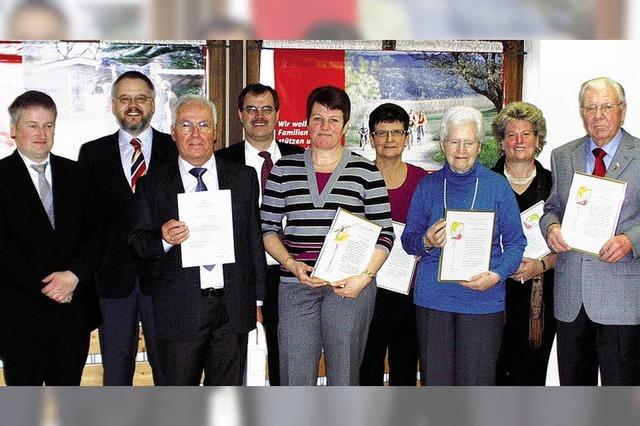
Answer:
[
  {"left": 540, "top": 130, "right": 640, "bottom": 325},
  {"left": 216, "top": 140, "right": 305, "bottom": 165},
  {"left": 78, "top": 128, "right": 177, "bottom": 298},
  {"left": 0, "top": 151, "right": 102, "bottom": 342},
  {"left": 128, "top": 154, "right": 267, "bottom": 339}
]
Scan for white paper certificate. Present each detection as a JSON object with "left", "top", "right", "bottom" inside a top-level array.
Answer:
[
  {"left": 521, "top": 201, "right": 551, "bottom": 260},
  {"left": 438, "top": 210, "right": 495, "bottom": 282},
  {"left": 376, "top": 222, "right": 417, "bottom": 295},
  {"left": 312, "top": 208, "right": 382, "bottom": 283},
  {"left": 560, "top": 172, "right": 627, "bottom": 255},
  {"left": 177, "top": 190, "right": 235, "bottom": 268}
]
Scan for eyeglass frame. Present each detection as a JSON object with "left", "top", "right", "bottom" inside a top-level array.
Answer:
[
  {"left": 241, "top": 105, "right": 276, "bottom": 116},
  {"left": 580, "top": 102, "right": 625, "bottom": 115},
  {"left": 443, "top": 138, "right": 480, "bottom": 149},
  {"left": 175, "top": 120, "right": 215, "bottom": 134},
  {"left": 371, "top": 129, "right": 410, "bottom": 138},
  {"left": 114, "top": 95, "right": 153, "bottom": 106}
]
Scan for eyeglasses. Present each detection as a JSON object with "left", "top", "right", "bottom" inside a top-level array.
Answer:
[
  {"left": 175, "top": 120, "right": 215, "bottom": 134},
  {"left": 444, "top": 139, "right": 479, "bottom": 149},
  {"left": 242, "top": 105, "right": 275, "bottom": 116},
  {"left": 115, "top": 95, "right": 152, "bottom": 106},
  {"left": 581, "top": 102, "right": 624, "bottom": 115},
  {"left": 372, "top": 129, "right": 409, "bottom": 138}
]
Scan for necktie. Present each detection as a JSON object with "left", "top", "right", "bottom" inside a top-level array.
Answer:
[
  {"left": 592, "top": 147, "right": 607, "bottom": 177},
  {"left": 130, "top": 138, "right": 147, "bottom": 192},
  {"left": 31, "top": 162, "right": 55, "bottom": 228},
  {"left": 258, "top": 151, "right": 273, "bottom": 194},
  {"left": 188, "top": 167, "right": 214, "bottom": 271}
]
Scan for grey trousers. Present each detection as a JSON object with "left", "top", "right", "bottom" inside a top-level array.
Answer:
[
  {"left": 278, "top": 278, "right": 376, "bottom": 385},
  {"left": 416, "top": 306, "right": 503, "bottom": 385}
]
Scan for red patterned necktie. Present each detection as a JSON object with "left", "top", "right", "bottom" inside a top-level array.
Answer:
[
  {"left": 592, "top": 147, "right": 607, "bottom": 177},
  {"left": 130, "top": 138, "right": 147, "bottom": 192},
  {"left": 258, "top": 151, "right": 273, "bottom": 194}
]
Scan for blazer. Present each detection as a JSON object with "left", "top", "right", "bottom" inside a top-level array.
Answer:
[
  {"left": 0, "top": 151, "right": 102, "bottom": 342},
  {"left": 78, "top": 128, "right": 177, "bottom": 298},
  {"left": 540, "top": 130, "right": 640, "bottom": 325},
  {"left": 216, "top": 140, "right": 305, "bottom": 165},
  {"left": 128, "top": 154, "right": 267, "bottom": 339}
]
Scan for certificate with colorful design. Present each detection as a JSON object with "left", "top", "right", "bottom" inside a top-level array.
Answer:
[
  {"left": 521, "top": 200, "right": 551, "bottom": 259},
  {"left": 561, "top": 172, "right": 627, "bottom": 255},
  {"left": 438, "top": 210, "right": 495, "bottom": 282},
  {"left": 312, "top": 207, "right": 382, "bottom": 283}
]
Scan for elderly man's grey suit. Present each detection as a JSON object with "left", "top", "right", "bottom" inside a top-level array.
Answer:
[{"left": 540, "top": 130, "right": 640, "bottom": 326}]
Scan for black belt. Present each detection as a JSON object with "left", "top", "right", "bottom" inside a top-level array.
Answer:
[
  {"left": 267, "top": 264, "right": 281, "bottom": 272},
  {"left": 201, "top": 287, "right": 224, "bottom": 298}
]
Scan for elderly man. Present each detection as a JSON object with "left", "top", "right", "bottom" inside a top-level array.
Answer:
[
  {"left": 129, "top": 95, "right": 266, "bottom": 385},
  {"left": 217, "top": 83, "right": 303, "bottom": 385},
  {"left": 0, "top": 91, "right": 101, "bottom": 385},
  {"left": 79, "top": 70, "right": 177, "bottom": 386},
  {"left": 541, "top": 76, "right": 640, "bottom": 385}
]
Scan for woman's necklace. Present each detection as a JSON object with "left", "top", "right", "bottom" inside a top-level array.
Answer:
[{"left": 504, "top": 165, "right": 536, "bottom": 186}]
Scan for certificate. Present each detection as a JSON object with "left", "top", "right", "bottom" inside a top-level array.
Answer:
[
  {"left": 521, "top": 200, "right": 551, "bottom": 260},
  {"left": 312, "top": 207, "right": 382, "bottom": 283},
  {"left": 376, "top": 222, "right": 417, "bottom": 295},
  {"left": 177, "top": 190, "right": 235, "bottom": 268},
  {"left": 438, "top": 210, "right": 495, "bottom": 282},
  {"left": 560, "top": 172, "right": 627, "bottom": 255}
]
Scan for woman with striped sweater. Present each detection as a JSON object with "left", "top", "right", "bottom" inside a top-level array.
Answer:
[{"left": 260, "top": 86, "right": 394, "bottom": 385}]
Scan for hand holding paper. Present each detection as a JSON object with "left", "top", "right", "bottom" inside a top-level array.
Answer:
[
  {"left": 599, "top": 234, "right": 633, "bottom": 263},
  {"left": 425, "top": 218, "right": 446, "bottom": 248},
  {"left": 331, "top": 273, "right": 371, "bottom": 298},
  {"left": 546, "top": 224, "right": 571, "bottom": 253},
  {"left": 459, "top": 270, "right": 500, "bottom": 291},
  {"left": 162, "top": 219, "right": 189, "bottom": 245}
]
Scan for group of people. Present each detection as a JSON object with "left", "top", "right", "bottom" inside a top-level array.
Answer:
[{"left": 0, "top": 72, "right": 638, "bottom": 387}]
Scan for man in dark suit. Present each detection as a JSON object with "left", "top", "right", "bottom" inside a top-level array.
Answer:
[
  {"left": 78, "top": 71, "right": 177, "bottom": 385},
  {"left": 129, "top": 94, "right": 266, "bottom": 385},
  {"left": 0, "top": 90, "right": 101, "bottom": 385},
  {"left": 217, "top": 83, "right": 303, "bottom": 385}
]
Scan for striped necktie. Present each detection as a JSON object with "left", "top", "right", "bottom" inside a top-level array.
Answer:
[
  {"left": 130, "top": 138, "right": 147, "bottom": 192},
  {"left": 258, "top": 151, "right": 273, "bottom": 194}
]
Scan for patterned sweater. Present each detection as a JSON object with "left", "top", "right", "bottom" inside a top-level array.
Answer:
[{"left": 261, "top": 148, "right": 394, "bottom": 280}]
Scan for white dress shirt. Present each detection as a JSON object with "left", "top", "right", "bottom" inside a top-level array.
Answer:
[
  {"left": 163, "top": 155, "right": 225, "bottom": 289},
  {"left": 18, "top": 150, "right": 52, "bottom": 195},
  {"left": 244, "top": 140, "right": 282, "bottom": 266}
]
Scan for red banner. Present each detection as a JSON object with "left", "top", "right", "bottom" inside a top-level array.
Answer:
[{"left": 274, "top": 49, "right": 345, "bottom": 148}]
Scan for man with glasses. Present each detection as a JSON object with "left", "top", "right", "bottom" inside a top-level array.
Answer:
[
  {"left": 129, "top": 95, "right": 266, "bottom": 385},
  {"left": 217, "top": 83, "right": 303, "bottom": 385},
  {"left": 78, "top": 71, "right": 177, "bottom": 385},
  {"left": 541, "top": 76, "right": 640, "bottom": 385}
]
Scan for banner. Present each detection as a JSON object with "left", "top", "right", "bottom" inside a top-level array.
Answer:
[{"left": 274, "top": 49, "right": 345, "bottom": 148}]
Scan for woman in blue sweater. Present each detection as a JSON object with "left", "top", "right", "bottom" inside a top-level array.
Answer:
[{"left": 401, "top": 106, "right": 526, "bottom": 385}]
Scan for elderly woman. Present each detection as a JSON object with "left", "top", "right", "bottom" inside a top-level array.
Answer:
[
  {"left": 359, "top": 103, "right": 428, "bottom": 386},
  {"left": 491, "top": 102, "right": 557, "bottom": 385},
  {"left": 401, "top": 106, "right": 526, "bottom": 385},
  {"left": 260, "top": 86, "right": 394, "bottom": 385}
]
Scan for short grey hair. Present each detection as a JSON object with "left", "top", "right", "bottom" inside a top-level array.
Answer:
[
  {"left": 172, "top": 95, "right": 218, "bottom": 127},
  {"left": 440, "top": 106, "right": 484, "bottom": 144},
  {"left": 578, "top": 77, "right": 626, "bottom": 106}
]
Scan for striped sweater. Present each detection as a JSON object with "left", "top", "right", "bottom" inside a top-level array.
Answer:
[{"left": 261, "top": 148, "right": 394, "bottom": 279}]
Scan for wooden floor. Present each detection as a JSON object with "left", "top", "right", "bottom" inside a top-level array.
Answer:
[{"left": 0, "top": 328, "right": 412, "bottom": 385}]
